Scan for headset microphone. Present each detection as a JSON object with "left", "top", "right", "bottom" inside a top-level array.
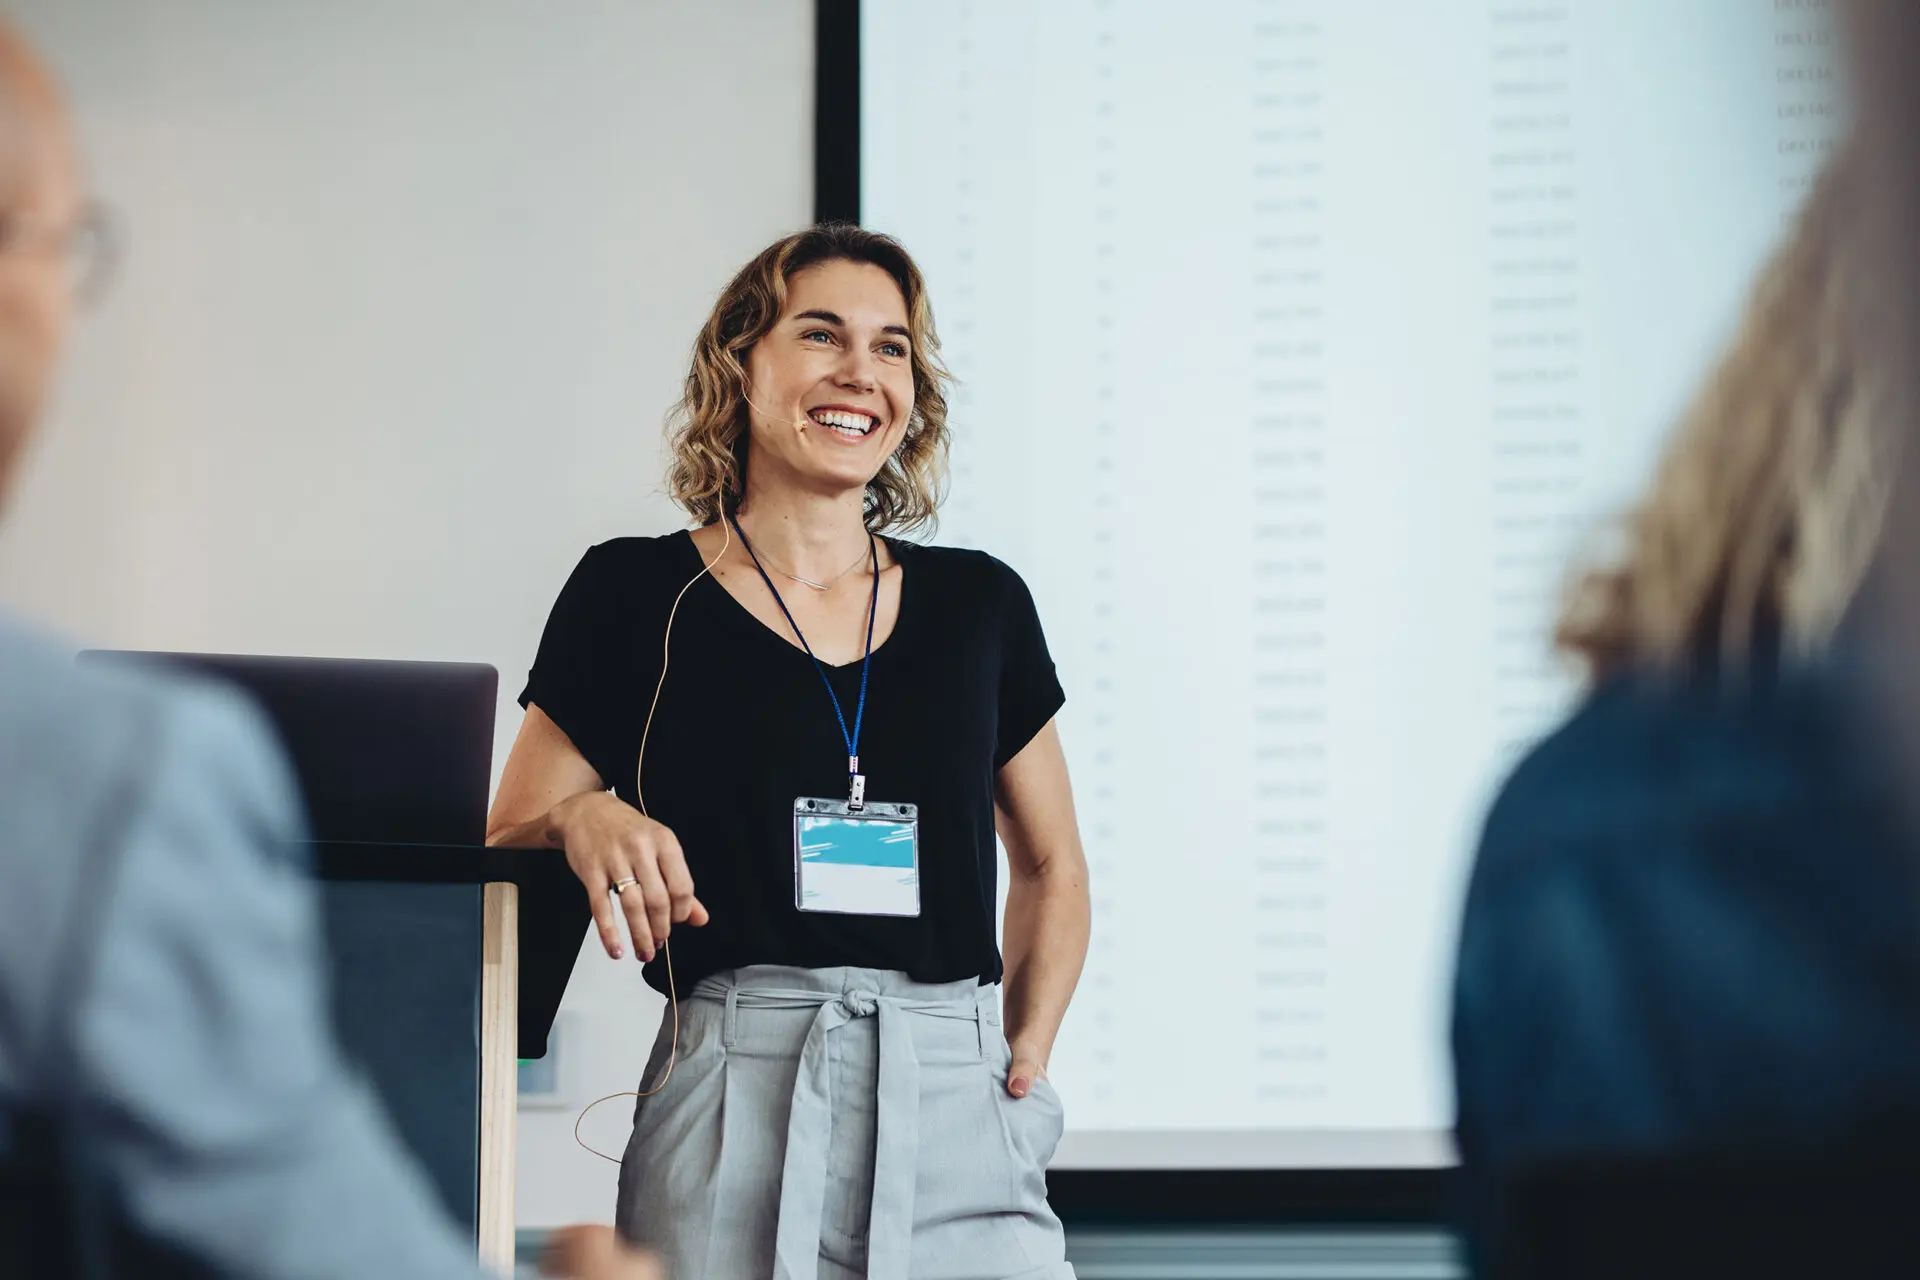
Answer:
[{"left": 745, "top": 392, "right": 814, "bottom": 436}]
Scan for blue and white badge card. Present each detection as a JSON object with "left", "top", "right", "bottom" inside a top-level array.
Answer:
[{"left": 793, "top": 797, "right": 921, "bottom": 917}]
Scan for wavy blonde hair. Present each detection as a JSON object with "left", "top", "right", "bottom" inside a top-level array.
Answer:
[
  {"left": 1557, "top": 147, "right": 1898, "bottom": 681},
  {"left": 665, "top": 224, "right": 952, "bottom": 534}
]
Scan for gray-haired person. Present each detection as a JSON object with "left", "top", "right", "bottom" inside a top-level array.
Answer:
[{"left": 0, "top": 19, "right": 656, "bottom": 1279}]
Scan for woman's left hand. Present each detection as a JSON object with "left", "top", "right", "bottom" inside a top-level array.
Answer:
[{"left": 1006, "top": 1043, "right": 1049, "bottom": 1098}]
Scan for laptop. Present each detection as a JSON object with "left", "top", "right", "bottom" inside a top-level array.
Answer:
[{"left": 79, "top": 649, "right": 507, "bottom": 1235}]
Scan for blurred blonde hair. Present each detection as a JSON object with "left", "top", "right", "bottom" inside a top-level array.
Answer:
[
  {"left": 1557, "top": 147, "right": 1898, "bottom": 680},
  {"left": 665, "top": 224, "right": 952, "bottom": 535}
]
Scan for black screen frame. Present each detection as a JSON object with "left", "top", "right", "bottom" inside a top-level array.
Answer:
[
  {"left": 814, "top": 0, "right": 861, "bottom": 225},
  {"left": 811, "top": 0, "right": 1452, "bottom": 1228}
]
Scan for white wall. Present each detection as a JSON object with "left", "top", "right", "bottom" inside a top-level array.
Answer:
[{"left": 0, "top": 0, "right": 813, "bottom": 1228}]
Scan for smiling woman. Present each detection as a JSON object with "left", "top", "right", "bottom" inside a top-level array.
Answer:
[
  {"left": 485, "top": 225, "right": 1092, "bottom": 1280},
  {"left": 667, "top": 224, "right": 951, "bottom": 534}
]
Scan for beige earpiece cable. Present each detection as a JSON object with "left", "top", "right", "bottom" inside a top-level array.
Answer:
[{"left": 573, "top": 515, "right": 733, "bottom": 1164}]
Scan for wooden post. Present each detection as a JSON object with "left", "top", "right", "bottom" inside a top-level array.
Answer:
[{"left": 479, "top": 881, "right": 520, "bottom": 1272}]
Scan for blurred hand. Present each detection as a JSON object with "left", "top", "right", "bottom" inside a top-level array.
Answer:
[
  {"left": 539, "top": 1225, "right": 664, "bottom": 1280},
  {"left": 550, "top": 790, "right": 708, "bottom": 962}
]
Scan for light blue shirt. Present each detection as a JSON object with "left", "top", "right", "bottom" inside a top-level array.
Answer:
[{"left": 0, "top": 609, "right": 488, "bottom": 1278}]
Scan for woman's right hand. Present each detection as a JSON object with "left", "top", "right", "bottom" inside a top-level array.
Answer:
[{"left": 549, "top": 791, "right": 709, "bottom": 961}]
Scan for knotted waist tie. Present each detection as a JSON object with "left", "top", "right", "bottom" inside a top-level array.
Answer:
[{"left": 693, "top": 976, "right": 994, "bottom": 1280}]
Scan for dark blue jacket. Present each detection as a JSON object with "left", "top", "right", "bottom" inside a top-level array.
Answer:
[{"left": 1451, "top": 666, "right": 1920, "bottom": 1271}]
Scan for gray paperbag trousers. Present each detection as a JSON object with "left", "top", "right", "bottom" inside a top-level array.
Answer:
[{"left": 614, "top": 964, "right": 1077, "bottom": 1280}]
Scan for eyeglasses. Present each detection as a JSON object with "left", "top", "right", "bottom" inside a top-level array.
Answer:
[{"left": 0, "top": 201, "right": 120, "bottom": 308}]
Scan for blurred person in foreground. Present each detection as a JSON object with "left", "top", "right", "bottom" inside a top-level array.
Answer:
[
  {"left": 1451, "top": 144, "right": 1920, "bottom": 1272},
  {"left": 1845, "top": 0, "right": 1920, "bottom": 796},
  {"left": 0, "top": 19, "right": 656, "bottom": 1280}
]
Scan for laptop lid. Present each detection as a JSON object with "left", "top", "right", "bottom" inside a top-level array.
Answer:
[{"left": 81, "top": 651, "right": 496, "bottom": 846}]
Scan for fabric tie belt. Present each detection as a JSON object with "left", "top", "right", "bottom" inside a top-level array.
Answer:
[{"left": 698, "top": 979, "right": 991, "bottom": 1280}]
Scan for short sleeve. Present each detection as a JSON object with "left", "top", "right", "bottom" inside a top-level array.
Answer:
[
  {"left": 993, "top": 563, "right": 1066, "bottom": 770},
  {"left": 518, "top": 544, "right": 622, "bottom": 788}
]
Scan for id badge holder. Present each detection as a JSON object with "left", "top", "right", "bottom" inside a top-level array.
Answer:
[{"left": 793, "top": 797, "right": 921, "bottom": 917}]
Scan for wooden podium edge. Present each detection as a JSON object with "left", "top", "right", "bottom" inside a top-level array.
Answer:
[{"left": 479, "top": 881, "right": 520, "bottom": 1272}]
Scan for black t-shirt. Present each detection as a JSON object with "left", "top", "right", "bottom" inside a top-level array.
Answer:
[{"left": 518, "top": 531, "right": 1065, "bottom": 995}]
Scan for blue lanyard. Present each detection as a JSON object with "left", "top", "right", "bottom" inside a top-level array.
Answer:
[{"left": 728, "top": 515, "right": 880, "bottom": 806}]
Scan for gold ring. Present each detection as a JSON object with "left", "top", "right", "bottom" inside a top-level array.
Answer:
[{"left": 611, "top": 876, "right": 639, "bottom": 895}]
